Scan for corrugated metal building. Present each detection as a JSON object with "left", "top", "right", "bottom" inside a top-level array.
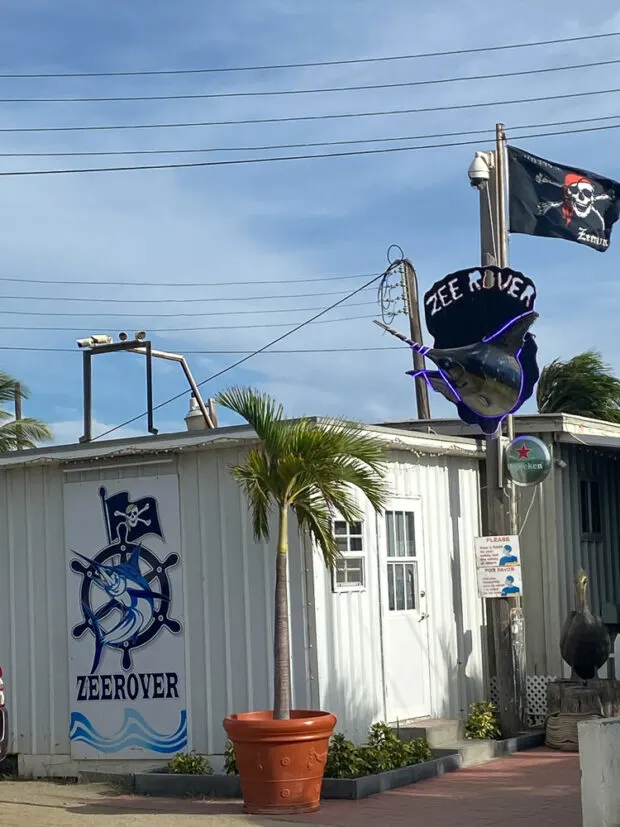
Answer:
[
  {"left": 397, "top": 413, "right": 620, "bottom": 686},
  {"left": 0, "top": 422, "right": 485, "bottom": 777}
]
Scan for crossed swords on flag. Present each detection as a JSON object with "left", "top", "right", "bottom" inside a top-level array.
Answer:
[{"left": 533, "top": 171, "right": 612, "bottom": 227}]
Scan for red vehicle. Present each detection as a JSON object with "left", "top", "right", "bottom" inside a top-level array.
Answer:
[{"left": 0, "top": 667, "right": 8, "bottom": 761}]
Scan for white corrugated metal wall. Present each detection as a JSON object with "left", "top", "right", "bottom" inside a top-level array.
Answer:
[
  {"left": 0, "top": 446, "right": 315, "bottom": 767},
  {"left": 517, "top": 439, "right": 620, "bottom": 678},
  {"left": 0, "top": 438, "right": 485, "bottom": 768},
  {"left": 313, "top": 449, "right": 485, "bottom": 742}
]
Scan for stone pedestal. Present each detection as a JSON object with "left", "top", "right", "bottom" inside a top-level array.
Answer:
[
  {"left": 579, "top": 717, "right": 620, "bottom": 827},
  {"left": 545, "top": 679, "right": 620, "bottom": 751}
]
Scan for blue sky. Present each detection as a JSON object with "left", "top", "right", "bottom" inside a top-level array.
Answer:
[{"left": 2, "top": 0, "right": 620, "bottom": 442}]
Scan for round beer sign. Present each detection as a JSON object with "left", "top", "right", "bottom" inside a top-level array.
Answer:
[{"left": 504, "top": 435, "right": 552, "bottom": 487}]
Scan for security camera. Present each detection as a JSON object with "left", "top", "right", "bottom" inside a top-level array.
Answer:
[
  {"left": 118, "top": 332, "right": 128, "bottom": 342},
  {"left": 468, "top": 152, "right": 492, "bottom": 189},
  {"left": 76, "top": 334, "right": 113, "bottom": 348},
  {"left": 135, "top": 330, "right": 146, "bottom": 341}
]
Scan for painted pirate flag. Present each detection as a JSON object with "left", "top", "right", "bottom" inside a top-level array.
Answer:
[
  {"left": 99, "top": 486, "right": 164, "bottom": 545},
  {"left": 508, "top": 145, "right": 620, "bottom": 252}
]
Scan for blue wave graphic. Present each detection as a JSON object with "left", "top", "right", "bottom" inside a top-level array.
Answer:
[{"left": 70, "top": 709, "right": 187, "bottom": 754}]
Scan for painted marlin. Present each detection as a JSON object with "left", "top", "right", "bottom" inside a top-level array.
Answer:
[
  {"left": 374, "top": 310, "right": 538, "bottom": 418},
  {"left": 73, "top": 547, "right": 168, "bottom": 674}
]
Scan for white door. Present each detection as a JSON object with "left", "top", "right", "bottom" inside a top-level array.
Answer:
[{"left": 380, "top": 499, "right": 431, "bottom": 722}]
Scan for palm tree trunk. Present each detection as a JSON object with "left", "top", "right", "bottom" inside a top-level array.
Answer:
[{"left": 273, "top": 504, "right": 291, "bottom": 720}]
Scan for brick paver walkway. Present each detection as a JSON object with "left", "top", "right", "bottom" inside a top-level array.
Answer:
[
  {"left": 285, "top": 748, "right": 581, "bottom": 827},
  {"left": 15, "top": 747, "right": 577, "bottom": 826}
]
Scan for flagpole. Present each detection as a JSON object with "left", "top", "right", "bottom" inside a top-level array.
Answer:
[{"left": 475, "top": 124, "right": 525, "bottom": 738}]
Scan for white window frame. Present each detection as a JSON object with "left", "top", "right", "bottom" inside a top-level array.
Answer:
[
  {"left": 385, "top": 509, "right": 418, "bottom": 613},
  {"left": 331, "top": 519, "right": 366, "bottom": 593}
]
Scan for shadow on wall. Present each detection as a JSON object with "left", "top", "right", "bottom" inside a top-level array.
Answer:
[{"left": 442, "top": 465, "right": 485, "bottom": 716}]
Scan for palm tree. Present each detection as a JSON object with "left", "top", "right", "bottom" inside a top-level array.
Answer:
[
  {"left": 0, "top": 371, "right": 52, "bottom": 452},
  {"left": 536, "top": 350, "right": 620, "bottom": 423},
  {"left": 215, "top": 386, "right": 389, "bottom": 720}
]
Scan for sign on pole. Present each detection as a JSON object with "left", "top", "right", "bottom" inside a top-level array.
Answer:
[
  {"left": 504, "top": 434, "right": 552, "bottom": 487},
  {"left": 474, "top": 535, "right": 523, "bottom": 599}
]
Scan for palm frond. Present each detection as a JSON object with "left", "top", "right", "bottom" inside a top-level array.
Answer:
[
  {"left": 537, "top": 350, "right": 620, "bottom": 422},
  {"left": 293, "top": 492, "right": 340, "bottom": 569},
  {"left": 0, "top": 417, "right": 53, "bottom": 452},
  {"left": 215, "top": 386, "right": 286, "bottom": 455},
  {"left": 0, "top": 372, "right": 28, "bottom": 406},
  {"left": 229, "top": 447, "right": 274, "bottom": 542}
]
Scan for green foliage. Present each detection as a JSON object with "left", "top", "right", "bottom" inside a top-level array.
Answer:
[
  {"left": 324, "top": 733, "right": 364, "bottom": 779},
  {"left": 0, "top": 371, "right": 52, "bottom": 452},
  {"left": 324, "top": 723, "right": 432, "bottom": 779},
  {"left": 215, "top": 386, "right": 389, "bottom": 720},
  {"left": 166, "top": 751, "right": 213, "bottom": 775},
  {"left": 536, "top": 350, "right": 620, "bottom": 423},
  {"left": 214, "top": 386, "right": 390, "bottom": 569},
  {"left": 224, "top": 740, "right": 238, "bottom": 775},
  {"left": 465, "top": 702, "right": 501, "bottom": 741}
]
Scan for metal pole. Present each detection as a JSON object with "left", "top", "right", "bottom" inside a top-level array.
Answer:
[
  {"left": 402, "top": 259, "right": 431, "bottom": 420},
  {"left": 497, "top": 121, "right": 529, "bottom": 731},
  {"left": 145, "top": 341, "right": 158, "bottom": 436},
  {"left": 14, "top": 382, "right": 22, "bottom": 451},
  {"left": 477, "top": 124, "right": 523, "bottom": 737},
  {"left": 80, "top": 350, "right": 93, "bottom": 443},
  {"left": 129, "top": 346, "right": 215, "bottom": 429}
]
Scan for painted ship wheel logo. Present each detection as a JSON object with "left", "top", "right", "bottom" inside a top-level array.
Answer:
[{"left": 71, "top": 522, "right": 182, "bottom": 673}]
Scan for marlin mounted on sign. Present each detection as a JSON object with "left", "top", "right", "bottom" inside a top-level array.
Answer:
[
  {"left": 72, "top": 547, "right": 169, "bottom": 674},
  {"left": 374, "top": 310, "right": 538, "bottom": 418}
]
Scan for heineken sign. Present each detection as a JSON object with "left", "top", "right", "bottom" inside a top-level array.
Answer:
[{"left": 504, "top": 435, "right": 552, "bottom": 487}]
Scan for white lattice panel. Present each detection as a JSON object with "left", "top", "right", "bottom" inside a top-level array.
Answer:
[{"left": 489, "top": 675, "right": 554, "bottom": 727}]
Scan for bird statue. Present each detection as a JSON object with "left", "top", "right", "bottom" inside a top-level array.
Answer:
[{"left": 560, "top": 569, "right": 611, "bottom": 681}]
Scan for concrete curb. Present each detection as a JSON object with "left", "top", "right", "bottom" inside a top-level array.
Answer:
[{"left": 77, "top": 730, "right": 545, "bottom": 801}]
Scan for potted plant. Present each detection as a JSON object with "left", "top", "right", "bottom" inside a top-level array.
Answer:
[{"left": 216, "top": 387, "right": 389, "bottom": 815}]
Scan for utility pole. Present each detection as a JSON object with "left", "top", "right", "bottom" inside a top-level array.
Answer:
[
  {"left": 476, "top": 123, "right": 526, "bottom": 737},
  {"left": 14, "top": 382, "right": 22, "bottom": 451},
  {"left": 402, "top": 259, "right": 431, "bottom": 421}
]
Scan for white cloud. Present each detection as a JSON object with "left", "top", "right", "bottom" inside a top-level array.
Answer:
[{"left": 45, "top": 419, "right": 146, "bottom": 446}]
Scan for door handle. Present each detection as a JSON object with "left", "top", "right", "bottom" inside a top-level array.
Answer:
[{"left": 419, "top": 612, "right": 429, "bottom": 621}]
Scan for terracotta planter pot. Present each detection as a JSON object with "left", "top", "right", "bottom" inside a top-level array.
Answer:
[{"left": 223, "top": 709, "right": 337, "bottom": 815}]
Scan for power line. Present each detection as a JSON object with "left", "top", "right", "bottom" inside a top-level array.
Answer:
[
  {"left": 0, "top": 300, "right": 374, "bottom": 318},
  {"left": 0, "top": 272, "right": 374, "bottom": 287},
  {"left": 3, "top": 31, "right": 617, "bottom": 78},
  {"left": 4, "top": 114, "right": 620, "bottom": 158},
  {"left": 0, "top": 287, "right": 373, "bottom": 304},
  {"left": 2, "top": 57, "right": 619, "bottom": 103},
  {"left": 2, "top": 122, "right": 620, "bottom": 178},
  {"left": 0, "top": 344, "right": 401, "bottom": 354},
  {"left": 3, "top": 85, "right": 620, "bottom": 134},
  {"left": 93, "top": 264, "right": 399, "bottom": 440},
  {"left": 0, "top": 314, "right": 373, "bottom": 332}
]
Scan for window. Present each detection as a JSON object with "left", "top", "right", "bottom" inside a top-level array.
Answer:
[
  {"left": 385, "top": 510, "right": 418, "bottom": 612},
  {"left": 332, "top": 520, "right": 365, "bottom": 591},
  {"left": 580, "top": 480, "right": 602, "bottom": 536}
]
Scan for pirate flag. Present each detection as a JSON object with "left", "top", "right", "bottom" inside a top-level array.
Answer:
[
  {"left": 508, "top": 145, "right": 620, "bottom": 252},
  {"left": 99, "top": 486, "right": 164, "bottom": 545},
  {"left": 375, "top": 266, "right": 540, "bottom": 435}
]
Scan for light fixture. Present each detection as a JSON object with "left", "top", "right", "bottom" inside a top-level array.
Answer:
[
  {"left": 118, "top": 332, "right": 128, "bottom": 342},
  {"left": 76, "top": 334, "right": 113, "bottom": 349},
  {"left": 135, "top": 330, "right": 146, "bottom": 341}
]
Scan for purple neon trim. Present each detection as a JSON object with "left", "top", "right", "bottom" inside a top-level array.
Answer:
[
  {"left": 408, "top": 369, "right": 434, "bottom": 392},
  {"left": 482, "top": 310, "right": 533, "bottom": 344}
]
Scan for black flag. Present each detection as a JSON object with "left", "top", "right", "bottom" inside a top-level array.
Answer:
[{"left": 508, "top": 145, "right": 620, "bottom": 252}]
